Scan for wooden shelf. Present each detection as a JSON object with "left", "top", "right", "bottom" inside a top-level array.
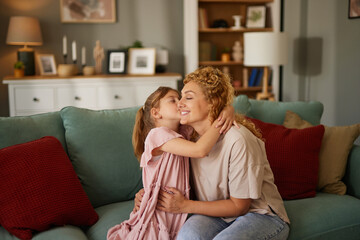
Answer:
[
  {"left": 199, "top": 0, "right": 273, "bottom": 3},
  {"left": 199, "top": 28, "right": 273, "bottom": 33},
  {"left": 234, "top": 86, "right": 272, "bottom": 98},
  {"left": 195, "top": 0, "right": 275, "bottom": 99},
  {"left": 3, "top": 73, "right": 181, "bottom": 81},
  {"left": 199, "top": 61, "right": 243, "bottom": 66}
]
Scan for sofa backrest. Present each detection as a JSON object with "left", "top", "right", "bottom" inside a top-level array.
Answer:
[
  {"left": 60, "top": 106, "right": 143, "bottom": 208},
  {"left": 232, "top": 95, "right": 324, "bottom": 125},
  {"left": 0, "top": 112, "right": 67, "bottom": 152}
]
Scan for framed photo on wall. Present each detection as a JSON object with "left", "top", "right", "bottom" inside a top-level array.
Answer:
[
  {"left": 246, "top": 6, "right": 266, "bottom": 28},
  {"left": 60, "top": 0, "right": 116, "bottom": 23},
  {"left": 128, "top": 48, "right": 156, "bottom": 75},
  {"left": 37, "top": 54, "right": 57, "bottom": 75},
  {"left": 349, "top": 0, "right": 360, "bottom": 19},
  {"left": 107, "top": 50, "right": 127, "bottom": 74}
]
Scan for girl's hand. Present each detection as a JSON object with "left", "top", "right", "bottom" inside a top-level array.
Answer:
[
  {"left": 157, "top": 187, "right": 188, "bottom": 214},
  {"left": 133, "top": 188, "right": 144, "bottom": 213},
  {"left": 216, "top": 105, "right": 240, "bottom": 134}
]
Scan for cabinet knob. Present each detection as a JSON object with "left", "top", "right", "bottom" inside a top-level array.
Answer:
[
  {"left": 114, "top": 95, "right": 121, "bottom": 100},
  {"left": 74, "top": 96, "right": 81, "bottom": 101},
  {"left": 33, "top": 97, "right": 39, "bottom": 102}
]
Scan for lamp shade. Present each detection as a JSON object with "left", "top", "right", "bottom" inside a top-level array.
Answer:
[
  {"left": 6, "top": 16, "right": 43, "bottom": 46},
  {"left": 244, "top": 32, "right": 287, "bottom": 66}
]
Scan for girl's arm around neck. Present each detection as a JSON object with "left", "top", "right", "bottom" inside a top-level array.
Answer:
[{"left": 155, "top": 120, "right": 221, "bottom": 158}]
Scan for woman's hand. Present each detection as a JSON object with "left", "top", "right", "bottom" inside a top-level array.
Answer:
[
  {"left": 133, "top": 188, "right": 144, "bottom": 213},
  {"left": 157, "top": 187, "right": 188, "bottom": 214},
  {"left": 216, "top": 105, "right": 240, "bottom": 134}
]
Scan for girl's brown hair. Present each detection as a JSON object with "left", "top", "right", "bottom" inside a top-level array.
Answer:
[
  {"left": 184, "top": 66, "right": 262, "bottom": 139},
  {"left": 132, "top": 86, "right": 179, "bottom": 160}
]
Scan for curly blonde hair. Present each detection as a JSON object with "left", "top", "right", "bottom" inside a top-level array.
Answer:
[{"left": 184, "top": 66, "right": 262, "bottom": 139}]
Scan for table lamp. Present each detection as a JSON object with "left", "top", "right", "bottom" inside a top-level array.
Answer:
[
  {"left": 6, "top": 16, "right": 43, "bottom": 76},
  {"left": 244, "top": 32, "right": 287, "bottom": 101}
]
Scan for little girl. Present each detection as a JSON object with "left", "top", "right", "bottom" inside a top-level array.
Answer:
[{"left": 107, "top": 87, "right": 230, "bottom": 240}]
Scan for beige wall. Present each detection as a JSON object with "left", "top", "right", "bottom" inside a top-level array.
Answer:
[
  {"left": 0, "top": 0, "right": 184, "bottom": 116},
  {"left": 283, "top": 0, "right": 360, "bottom": 134}
]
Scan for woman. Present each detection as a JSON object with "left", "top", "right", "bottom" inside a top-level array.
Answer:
[{"left": 137, "top": 67, "right": 290, "bottom": 239}]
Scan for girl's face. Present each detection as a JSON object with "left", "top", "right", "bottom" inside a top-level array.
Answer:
[
  {"left": 178, "top": 81, "right": 211, "bottom": 129},
  {"left": 157, "top": 90, "right": 181, "bottom": 122}
]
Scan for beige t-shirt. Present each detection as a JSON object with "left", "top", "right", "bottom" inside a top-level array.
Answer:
[{"left": 190, "top": 126, "right": 290, "bottom": 224}]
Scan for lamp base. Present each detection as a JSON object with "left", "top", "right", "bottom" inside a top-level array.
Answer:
[
  {"left": 256, "top": 66, "right": 275, "bottom": 101},
  {"left": 256, "top": 92, "right": 275, "bottom": 101},
  {"left": 18, "top": 50, "right": 35, "bottom": 76}
]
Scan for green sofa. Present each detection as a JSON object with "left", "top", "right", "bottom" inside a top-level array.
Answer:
[{"left": 0, "top": 95, "right": 359, "bottom": 240}]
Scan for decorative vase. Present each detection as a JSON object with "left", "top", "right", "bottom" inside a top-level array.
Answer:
[{"left": 14, "top": 69, "right": 24, "bottom": 78}]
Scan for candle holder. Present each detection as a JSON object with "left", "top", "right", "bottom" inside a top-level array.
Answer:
[{"left": 63, "top": 54, "right": 67, "bottom": 64}]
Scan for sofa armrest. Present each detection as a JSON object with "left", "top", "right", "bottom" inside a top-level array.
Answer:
[{"left": 344, "top": 145, "right": 360, "bottom": 199}]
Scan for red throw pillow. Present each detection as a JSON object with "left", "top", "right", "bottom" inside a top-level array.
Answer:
[
  {"left": 250, "top": 118, "right": 325, "bottom": 200},
  {"left": 0, "top": 136, "right": 98, "bottom": 240}
]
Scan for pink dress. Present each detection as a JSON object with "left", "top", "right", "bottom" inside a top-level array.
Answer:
[{"left": 107, "top": 126, "right": 191, "bottom": 240}]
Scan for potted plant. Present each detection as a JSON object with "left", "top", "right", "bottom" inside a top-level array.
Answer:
[
  {"left": 221, "top": 47, "right": 231, "bottom": 62},
  {"left": 14, "top": 61, "right": 25, "bottom": 77}
]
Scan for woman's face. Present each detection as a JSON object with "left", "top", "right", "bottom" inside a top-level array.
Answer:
[{"left": 178, "top": 81, "right": 211, "bottom": 128}]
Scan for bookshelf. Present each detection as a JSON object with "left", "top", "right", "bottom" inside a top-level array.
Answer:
[{"left": 184, "top": 0, "right": 279, "bottom": 98}]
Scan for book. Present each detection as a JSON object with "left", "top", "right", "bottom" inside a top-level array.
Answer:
[
  {"left": 199, "top": 41, "right": 212, "bottom": 61},
  {"left": 254, "top": 68, "right": 264, "bottom": 86},
  {"left": 248, "top": 68, "right": 258, "bottom": 87},
  {"left": 198, "top": 8, "right": 209, "bottom": 29}
]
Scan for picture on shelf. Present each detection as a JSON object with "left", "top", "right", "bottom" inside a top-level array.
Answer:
[
  {"left": 246, "top": 6, "right": 266, "bottom": 28},
  {"left": 349, "top": 0, "right": 360, "bottom": 18},
  {"left": 107, "top": 50, "right": 127, "bottom": 74},
  {"left": 128, "top": 48, "right": 156, "bottom": 75},
  {"left": 60, "top": 0, "right": 116, "bottom": 23},
  {"left": 37, "top": 54, "right": 57, "bottom": 76}
]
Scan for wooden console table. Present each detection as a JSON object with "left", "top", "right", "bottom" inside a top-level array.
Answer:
[{"left": 2, "top": 73, "right": 182, "bottom": 117}]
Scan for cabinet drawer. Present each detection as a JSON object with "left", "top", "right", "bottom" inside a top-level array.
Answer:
[
  {"left": 57, "top": 87, "right": 97, "bottom": 109},
  {"left": 14, "top": 88, "right": 55, "bottom": 110},
  {"left": 98, "top": 86, "right": 136, "bottom": 109}
]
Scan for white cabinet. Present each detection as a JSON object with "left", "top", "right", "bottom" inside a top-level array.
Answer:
[
  {"left": 57, "top": 86, "right": 98, "bottom": 109},
  {"left": 3, "top": 73, "right": 181, "bottom": 116},
  {"left": 98, "top": 85, "right": 136, "bottom": 109}
]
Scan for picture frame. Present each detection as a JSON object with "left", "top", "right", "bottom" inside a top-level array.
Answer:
[
  {"left": 60, "top": 0, "right": 116, "bottom": 23},
  {"left": 107, "top": 50, "right": 127, "bottom": 74},
  {"left": 37, "top": 54, "right": 57, "bottom": 76},
  {"left": 128, "top": 48, "right": 156, "bottom": 75},
  {"left": 246, "top": 6, "right": 266, "bottom": 28},
  {"left": 349, "top": 0, "right": 360, "bottom": 19}
]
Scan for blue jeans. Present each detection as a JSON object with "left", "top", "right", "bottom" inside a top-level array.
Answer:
[{"left": 177, "top": 213, "right": 289, "bottom": 240}]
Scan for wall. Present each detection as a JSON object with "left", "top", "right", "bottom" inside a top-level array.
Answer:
[
  {"left": 283, "top": 0, "right": 360, "bottom": 132},
  {"left": 0, "top": 0, "right": 184, "bottom": 117}
]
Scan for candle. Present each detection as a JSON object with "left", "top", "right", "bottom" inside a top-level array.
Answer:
[
  {"left": 81, "top": 46, "right": 86, "bottom": 66},
  {"left": 63, "top": 35, "right": 67, "bottom": 55},
  {"left": 72, "top": 41, "right": 77, "bottom": 62}
]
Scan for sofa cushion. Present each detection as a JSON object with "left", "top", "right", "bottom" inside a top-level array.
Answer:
[
  {"left": 0, "top": 136, "right": 98, "bottom": 240},
  {"left": 344, "top": 145, "right": 360, "bottom": 199},
  {"left": 284, "top": 192, "right": 360, "bottom": 240},
  {"left": 87, "top": 201, "right": 134, "bottom": 240},
  {"left": 232, "top": 95, "right": 251, "bottom": 115},
  {"left": 283, "top": 110, "right": 360, "bottom": 194},
  {"left": 60, "top": 107, "right": 143, "bottom": 208},
  {"left": 250, "top": 118, "right": 325, "bottom": 200},
  {"left": 248, "top": 99, "right": 323, "bottom": 125},
  {"left": 0, "top": 111, "right": 67, "bottom": 152}
]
